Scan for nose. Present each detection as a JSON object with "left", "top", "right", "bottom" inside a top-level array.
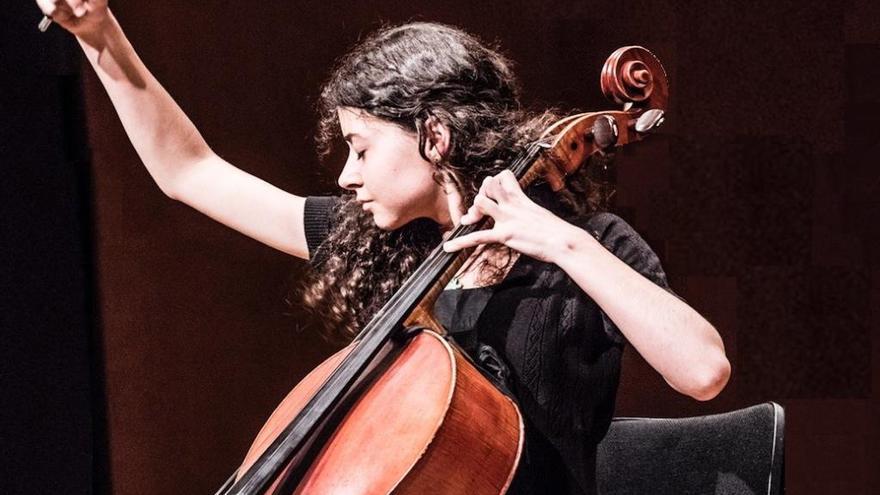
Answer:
[{"left": 337, "top": 153, "right": 362, "bottom": 191}]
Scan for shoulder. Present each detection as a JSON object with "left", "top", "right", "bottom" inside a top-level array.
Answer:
[{"left": 303, "top": 195, "right": 344, "bottom": 263}]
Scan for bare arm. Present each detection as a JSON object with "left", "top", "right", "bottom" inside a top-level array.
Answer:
[
  {"left": 444, "top": 170, "right": 731, "bottom": 401},
  {"left": 552, "top": 231, "right": 730, "bottom": 401},
  {"left": 36, "top": 1, "right": 310, "bottom": 259}
]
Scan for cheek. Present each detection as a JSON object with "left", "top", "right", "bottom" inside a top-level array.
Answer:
[
  {"left": 365, "top": 166, "right": 438, "bottom": 230},
  {"left": 369, "top": 152, "right": 436, "bottom": 207},
  {"left": 390, "top": 167, "right": 434, "bottom": 199},
  {"left": 389, "top": 171, "right": 440, "bottom": 221}
]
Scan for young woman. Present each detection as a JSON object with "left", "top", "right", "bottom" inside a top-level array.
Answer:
[{"left": 37, "top": 1, "right": 730, "bottom": 493}]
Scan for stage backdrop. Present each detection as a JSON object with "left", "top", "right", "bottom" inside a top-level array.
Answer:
[{"left": 68, "top": 0, "right": 879, "bottom": 493}]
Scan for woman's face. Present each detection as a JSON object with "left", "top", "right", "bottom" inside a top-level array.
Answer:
[{"left": 336, "top": 107, "right": 452, "bottom": 230}]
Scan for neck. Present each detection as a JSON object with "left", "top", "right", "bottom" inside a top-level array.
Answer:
[{"left": 430, "top": 188, "right": 457, "bottom": 234}]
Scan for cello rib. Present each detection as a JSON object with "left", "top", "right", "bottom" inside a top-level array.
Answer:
[{"left": 240, "top": 331, "right": 522, "bottom": 494}]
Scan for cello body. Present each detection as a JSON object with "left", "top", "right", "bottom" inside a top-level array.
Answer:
[
  {"left": 237, "top": 330, "right": 524, "bottom": 494},
  {"left": 222, "top": 45, "right": 668, "bottom": 495}
]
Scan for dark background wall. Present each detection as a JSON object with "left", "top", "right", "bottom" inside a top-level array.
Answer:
[
  {"left": 1, "top": 2, "right": 106, "bottom": 494},
  {"left": 3, "top": 0, "right": 877, "bottom": 494}
]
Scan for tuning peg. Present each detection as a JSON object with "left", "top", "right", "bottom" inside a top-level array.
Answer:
[
  {"left": 635, "top": 109, "right": 665, "bottom": 134},
  {"left": 590, "top": 115, "right": 619, "bottom": 151}
]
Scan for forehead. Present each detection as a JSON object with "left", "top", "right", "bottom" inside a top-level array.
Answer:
[
  {"left": 337, "top": 107, "right": 377, "bottom": 139},
  {"left": 336, "top": 107, "right": 413, "bottom": 143}
]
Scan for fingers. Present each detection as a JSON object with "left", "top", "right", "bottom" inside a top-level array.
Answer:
[
  {"left": 36, "top": 0, "right": 89, "bottom": 26},
  {"left": 35, "top": 0, "right": 59, "bottom": 17},
  {"left": 495, "top": 170, "right": 526, "bottom": 199},
  {"left": 443, "top": 170, "right": 537, "bottom": 253},
  {"left": 479, "top": 174, "right": 508, "bottom": 203},
  {"left": 35, "top": 1, "right": 71, "bottom": 24},
  {"left": 460, "top": 193, "right": 499, "bottom": 225},
  {"left": 65, "top": 0, "right": 91, "bottom": 18},
  {"left": 479, "top": 170, "right": 525, "bottom": 203},
  {"left": 442, "top": 229, "right": 501, "bottom": 252},
  {"left": 65, "top": 0, "right": 83, "bottom": 14},
  {"left": 460, "top": 170, "right": 525, "bottom": 225}
]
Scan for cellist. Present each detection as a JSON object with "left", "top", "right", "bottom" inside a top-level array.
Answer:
[{"left": 35, "top": 1, "right": 730, "bottom": 493}]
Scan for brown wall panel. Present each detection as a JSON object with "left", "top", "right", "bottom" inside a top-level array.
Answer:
[{"left": 79, "top": 1, "right": 878, "bottom": 493}]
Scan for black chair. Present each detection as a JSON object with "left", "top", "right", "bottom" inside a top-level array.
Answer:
[{"left": 597, "top": 402, "right": 785, "bottom": 494}]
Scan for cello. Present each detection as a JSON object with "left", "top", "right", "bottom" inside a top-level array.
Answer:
[{"left": 215, "top": 45, "right": 668, "bottom": 495}]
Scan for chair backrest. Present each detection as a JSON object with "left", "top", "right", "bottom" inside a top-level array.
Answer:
[{"left": 596, "top": 402, "right": 784, "bottom": 495}]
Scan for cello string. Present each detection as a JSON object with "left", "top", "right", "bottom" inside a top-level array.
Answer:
[
  {"left": 377, "top": 141, "right": 543, "bottom": 304},
  {"left": 346, "top": 141, "right": 544, "bottom": 341},
  {"left": 232, "top": 141, "right": 549, "bottom": 493},
  {"left": 352, "top": 140, "right": 545, "bottom": 341},
  {"left": 342, "top": 139, "right": 547, "bottom": 349}
]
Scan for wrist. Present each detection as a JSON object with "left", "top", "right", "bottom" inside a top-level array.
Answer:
[
  {"left": 549, "top": 223, "right": 603, "bottom": 268},
  {"left": 74, "top": 9, "right": 116, "bottom": 47}
]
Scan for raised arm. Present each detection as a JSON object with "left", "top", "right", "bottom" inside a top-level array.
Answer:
[{"left": 35, "top": 1, "right": 311, "bottom": 259}]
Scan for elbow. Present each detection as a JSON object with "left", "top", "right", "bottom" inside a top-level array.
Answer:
[
  {"left": 147, "top": 166, "right": 182, "bottom": 200},
  {"left": 689, "top": 354, "right": 731, "bottom": 401},
  {"left": 152, "top": 151, "right": 217, "bottom": 201},
  {"left": 157, "top": 180, "right": 178, "bottom": 200},
  {"left": 155, "top": 157, "right": 205, "bottom": 201}
]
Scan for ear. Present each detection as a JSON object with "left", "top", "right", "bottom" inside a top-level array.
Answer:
[{"left": 422, "top": 116, "right": 451, "bottom": 162}]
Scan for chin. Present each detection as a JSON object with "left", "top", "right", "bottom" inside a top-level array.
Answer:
[
  {"left": 369, "top": 205, "right": 422, "bottom": 231},
  {"left": 370, "top": 212, "right": 402, "bottom": 231}
]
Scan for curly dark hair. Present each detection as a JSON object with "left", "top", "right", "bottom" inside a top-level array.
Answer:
[{"left": 299, "top": 22, "right": 611, "bottom": 342}]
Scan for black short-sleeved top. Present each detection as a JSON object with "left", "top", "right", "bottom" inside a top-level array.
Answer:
[{"left": 302, "top": 196, "right": 676, "bottom": 495}]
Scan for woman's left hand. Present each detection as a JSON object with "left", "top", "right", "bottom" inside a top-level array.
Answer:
[
  {"left": 445, "top": 173, "right": 730, "bottom": 401},
  {"left": 442, "top": 170, "right": 593, "bottom": 263}
]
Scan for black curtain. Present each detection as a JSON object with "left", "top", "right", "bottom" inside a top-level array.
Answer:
[{"left": 0, "top": 2, "right": 108, "bottom": 493}]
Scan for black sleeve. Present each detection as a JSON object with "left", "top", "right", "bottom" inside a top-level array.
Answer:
[
  {"left": 577, "top": 212, "right": 682, "bottom": 343},
  {"left": 303, "top": 196, "right": 340, "bottom": 264}
]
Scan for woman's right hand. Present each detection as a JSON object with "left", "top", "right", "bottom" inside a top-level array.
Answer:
[{"left": 35, "top": 0, "right": 109, "bottom": 37}]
